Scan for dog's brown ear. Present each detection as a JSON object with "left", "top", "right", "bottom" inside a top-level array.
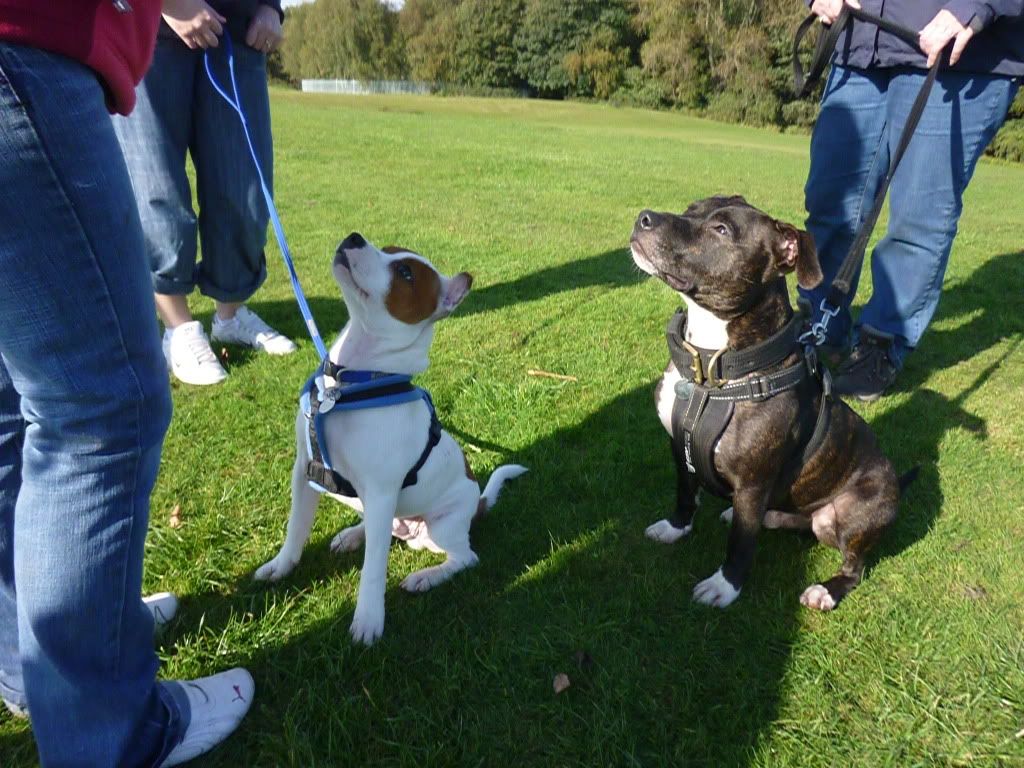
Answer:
[{"left": 773, "top": 221, "right": 822, "bottom": 289}]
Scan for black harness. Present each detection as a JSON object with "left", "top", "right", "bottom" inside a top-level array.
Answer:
[
  {"left": 666, "top": 310, "right": 832, "bottom": 498},
  {"left": 301, "top": 358, "right": 442, "bottom": 498}
]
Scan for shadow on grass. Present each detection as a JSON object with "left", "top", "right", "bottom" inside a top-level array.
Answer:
[
  {"left": 456, "top": 247, "right": 638, "bottom": 318},
  {"left": 867, "top": 250, "right": 1023, "bottom": 562}
]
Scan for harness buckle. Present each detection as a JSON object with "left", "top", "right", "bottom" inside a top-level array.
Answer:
[
  {"left": 681, "top": 340, "right": 706, "bottom": 385},
  {"left": 682, "top": 341, "right": 729, "bottom": 388},
  {"left": 746, "top": 376, "right": 771, "bottom": 402},
  {"left": 705, "top": 348, "right": 728, "bottom": 388}
]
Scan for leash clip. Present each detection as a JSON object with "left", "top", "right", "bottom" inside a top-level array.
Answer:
[{"left": 799, "top": 299, "right": 840, "bottom": 347}]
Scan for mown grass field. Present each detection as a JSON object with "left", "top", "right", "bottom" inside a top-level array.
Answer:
[{"left": 3, "top": 91, "right": 1024, "bottom": 767}]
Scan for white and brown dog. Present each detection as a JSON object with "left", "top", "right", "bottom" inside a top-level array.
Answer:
[{"left": 255, "top": 233, "right": 526, "bottom": 644}]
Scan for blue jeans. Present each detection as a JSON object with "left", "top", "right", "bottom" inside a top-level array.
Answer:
[
  {"left": 800, "top": 64, "right": 1018, "bottom": 363},
  {"left": 0, "top": 44, "right": 188, "bottom": 766},
  {"left": 112, "top": 36, "right": 272, "bottom": 303}
]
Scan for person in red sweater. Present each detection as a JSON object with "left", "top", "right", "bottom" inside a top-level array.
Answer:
[{"left": 0, "top": 1, "right": 253, "bottom": 765}]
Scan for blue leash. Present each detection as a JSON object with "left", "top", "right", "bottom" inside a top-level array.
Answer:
[{"left": 203, "top": 36, "right": 329, "bottom": 360}]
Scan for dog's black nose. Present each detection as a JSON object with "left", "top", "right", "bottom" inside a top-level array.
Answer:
[
  {"left": 637, "top": 210, "right": 659, "bottom": 230},
  {"left": 339, "top": 232, "right": 366, "bottom": 251}
]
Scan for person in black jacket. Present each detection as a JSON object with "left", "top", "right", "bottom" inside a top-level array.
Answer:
[
  {"left": 114, "top": 0, "right": 298, "bottom": 388},
  {"left": 800, "top": 0, "right": 1023, "bottom": 401}
]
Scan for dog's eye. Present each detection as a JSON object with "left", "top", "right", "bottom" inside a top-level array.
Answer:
[
  {"left": 395, "top": 263, "right": 414, "bottom": 283},
  {"left": 712, "top": 223, "right": 730, "bottom": 237}
]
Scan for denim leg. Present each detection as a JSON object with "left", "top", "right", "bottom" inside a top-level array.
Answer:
[
  {"left": 0, "top": 355, "right": 24, "bottom": 708},
  {"left": 857, "top": 71, "right": 1018, "bottom": 360},
  {"left": 193, "top": 43, "right": 270, "bottom": 302},
  {"left": 112, "top": 38, "right": 200, "bottom": 298},
  {"left": 801, "top": 65, "right": 892, "bottom": 347},
  {"left": 0, "top": 43, "right": 184, "bottom": 767}
]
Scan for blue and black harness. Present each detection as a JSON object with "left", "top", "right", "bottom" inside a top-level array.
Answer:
[{"left": 301, "top": 358, "right": 442, "bottom": 497}]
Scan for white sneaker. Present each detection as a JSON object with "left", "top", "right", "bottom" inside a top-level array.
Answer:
[
  {"left": 144, "top": 592, "right": 179, "bottom": 628},
  {"left": 163, "top": 321, "right": 228, "bottom": 386},
  {"left": 161, "top": 668, "right": 254, "bottom": 767},
  {"left": 211, "top": 306, "right": 297, "bottom": 356},
  {"left": 3, "top": 698, "right": 27, "bottom": 720},
  {"left": 0, "top": 594, "right": 179, "bottom": 723}
]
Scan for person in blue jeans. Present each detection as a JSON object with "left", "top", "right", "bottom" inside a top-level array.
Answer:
[
  {"left": 801, "top": 0, "right": 1022, "bottom": 401},
  {"left": 0, "top": 1, "right": 253, "bottom": 764},
  {"left": 114, "top": 0, "right": 297, "bottom": 388}
]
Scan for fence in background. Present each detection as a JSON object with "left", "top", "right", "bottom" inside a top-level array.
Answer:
[{"left": 301, "top": 79, "right": 432, "bottom": 96}]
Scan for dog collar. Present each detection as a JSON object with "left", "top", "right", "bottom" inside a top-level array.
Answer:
[{"left": 666, "top": 310, "right": 804, "bottom": 387}]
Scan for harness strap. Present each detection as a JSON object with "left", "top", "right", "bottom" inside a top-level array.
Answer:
[
  {"left": 793, "top": 7, "right": 947, "bottom": 337},
  {"left": 799, "top": 367, "right": 833, "bottom": 467},
  {"left": 704, "top": 360, "right": 809, "bottom": 403},
  {"left": 670, "top": 339, "right": 831, "bottom": 499},
  {"left": 667, "top": 311, "right": 803, "bottom": 386},
  {"left": 301, "top": 363, "right": 443, "bottom": 497}
]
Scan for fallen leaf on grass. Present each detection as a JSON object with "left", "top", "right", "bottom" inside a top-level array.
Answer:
[
  {"left": 962, "top": 584, "right": 988, "bottom": 600},
  {"left": 527, "top": 369, "right": 578, "bottom": 383},
  {"left": 553, "top": 673, "right": 570, "bottom": 694},
  {"left": 168, "top": 505, "right": 182, "bottom": 529}
]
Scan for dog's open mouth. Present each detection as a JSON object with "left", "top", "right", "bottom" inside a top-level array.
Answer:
[{"left": 661, "top": 273, "right": 695, "bottom": 294}]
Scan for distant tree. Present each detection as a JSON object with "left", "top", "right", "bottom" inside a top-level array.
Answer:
[
  {"left": 401, "top": 0, "right": 460, "bottom": 83},
  {"left": 279, "top": 3, "right": 313, "bottom": 83},
  {"left": 514, "top": 0, "right": 635, "bottom": 99},
  {"left": 279, "top": 0, "right": 405, "bottom": 81},
  {"left": 452, "top": 0, "right": 524, "bottom": 89}
]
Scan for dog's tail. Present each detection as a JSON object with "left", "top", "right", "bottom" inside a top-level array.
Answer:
[
  {"left": 898, "top": 466, "right": 921, "bottom": 494},
  {"left": 476, "top": 464, "right": 528, "bottom": 517}
]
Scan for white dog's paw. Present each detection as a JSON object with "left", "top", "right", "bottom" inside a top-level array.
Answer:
[
  {"left": 645, "top": 519, "right": 692, "bottom": 544},
  {"left": 254, "top": 553, "right": 298, "bottom": 582},
  {"left": 401, "top": 555, "right": 477, "bottom": 594},
  {"left": 401, "top": 567, "right": 447, "bottom": 593},
  {"left": 720, "top": 507, "right": 734, "bottom": 525},
  {"left": 800, "top": 583, "right": 836, "bottom": 612},
  {"left": 330, "top": 525, "right": 365, "bottom": 554},
  {"left": 692, "top": 568, "right": 741, "bottom": 608},
  {"left": 349, "top": 604, "right": 385, "bottom": 645}
]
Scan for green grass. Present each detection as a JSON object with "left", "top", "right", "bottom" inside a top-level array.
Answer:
[{"left": 3, "top": 91, "right": 1024, "bottom": 767}]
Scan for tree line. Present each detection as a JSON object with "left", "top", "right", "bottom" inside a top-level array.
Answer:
[{"left": 273, "top": 0, "right": 1024, "bottom": 161}]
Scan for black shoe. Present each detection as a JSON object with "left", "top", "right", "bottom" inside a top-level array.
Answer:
[{"left": 833, "top": 326, "right": 899, "bottom": 402}]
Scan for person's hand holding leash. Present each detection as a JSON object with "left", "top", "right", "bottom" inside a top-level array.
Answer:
[
  {"left": 163, "top": 0, "right": 226, "bottom": 49},
  {"left": 810, "top": 0, "right": 861, "bottom": 25},
  {"left": 246, "top": 5, "right": 283, "bottom": 54},
  {"left": 920, "top": 10, "right": 975, "bottom": 67}
]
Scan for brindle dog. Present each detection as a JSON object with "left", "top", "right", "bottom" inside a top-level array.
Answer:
[{"left": 630, "top": 196, "right": 910, "bottom": 611}]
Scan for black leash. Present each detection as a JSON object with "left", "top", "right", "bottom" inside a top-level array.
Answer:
[{"left": 793, "top": 6, "right": 946, "bottom": 345}]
